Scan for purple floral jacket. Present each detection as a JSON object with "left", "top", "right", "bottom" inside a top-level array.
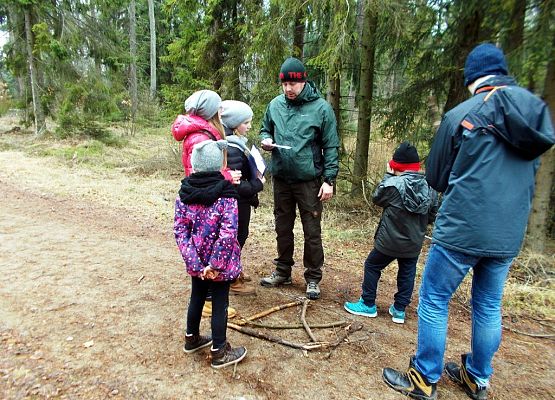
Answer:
[{"left": 174, "top": 197, "right": 242, "bottom": 281}]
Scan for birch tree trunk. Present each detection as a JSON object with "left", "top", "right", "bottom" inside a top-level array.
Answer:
[
  {"left": 351, "top": 0, "right": 377, "bottom": 197},
  {"left": 128, "top": 0, "right": 138, "bottom": 135},
  {"left": 23, "top": 5, "right": 45, "bottom": 136},
  {"left": 148, "top": 0, "right": 157, "bottom": 99}
]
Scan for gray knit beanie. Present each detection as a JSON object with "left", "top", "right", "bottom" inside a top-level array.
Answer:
[
  {"left": 220, "top": 100, "right": 254, "bottom": 130},
  {"left": 191, "top": 140, "right": 228, "bottom": 172},
  {"left": 184, "top": 90, "right": 222, "bottom": 120}
]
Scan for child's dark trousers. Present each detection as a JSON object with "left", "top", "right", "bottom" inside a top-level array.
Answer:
[
  {"left": 361, "top": 248, "right": 419, "bottom": 311},
  {"left": 187, "top": 277, "right": 230, "bottom": 349}
]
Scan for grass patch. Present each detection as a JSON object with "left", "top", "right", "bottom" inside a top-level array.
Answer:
[
  {"left": 0, "top": 99, "right": 13, "bottom": 116},
  {"left": 38, "top": 139, "right": 106, "bottom": 163},
  {"left": 504, "top": 282, "right": 555, "bottom": 318}
]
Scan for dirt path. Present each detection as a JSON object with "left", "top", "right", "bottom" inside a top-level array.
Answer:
[{"left": 0, "top": 149, "right": 553, "bottom": 399}]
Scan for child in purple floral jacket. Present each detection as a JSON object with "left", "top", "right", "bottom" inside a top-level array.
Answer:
[{"left": 174, "top": 140, "right": 247, "bottom": 369}]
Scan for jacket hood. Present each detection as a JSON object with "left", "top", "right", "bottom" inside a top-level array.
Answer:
[
  {"left": 285, "top": 80, "right": 322, "bottom": 105},
  {"left": 179, "top": 172, "right": 238, "bottom": 206},
  {"left": 467, "top": 76, "right": 555, "bottom": 160},
  {"left": 226, "top": 134, "right": 249, "bottom": 152},
  {"left": 384, "top": 172, "right": 432, "bottom": 214}
]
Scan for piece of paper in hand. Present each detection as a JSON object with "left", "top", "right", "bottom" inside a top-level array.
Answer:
[
  {"left": 249, "top": 145, "right": 266, "bottom": 175},
  {"left": 273, "top": 144, "right": 292, "bottom": 149}
]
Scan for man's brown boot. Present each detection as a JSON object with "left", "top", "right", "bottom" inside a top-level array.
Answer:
[
  {"left": 239, "top": 272, "right": 252, "bottom": 282},
  {"left": 230, "top": 279, "right": 256, "bottom": 295},
  {"left": 211, "top": 342, "right": 247, "bottom": 369}
]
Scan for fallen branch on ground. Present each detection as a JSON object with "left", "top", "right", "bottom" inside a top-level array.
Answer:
[
  {"left": 301, "top": 299, "right": 318, "bottom": 342},
  {"left": 502, "top": 324, "right": 555, "bottom": 339},
  {"left": 228, "top": 321, "right": 366, "bottom": 351},
  {"left": 328, "top": 322, "right": 365, "bottom": 348},
  {"left": 242, "top": 320, "right": 347, "bottom": 329},
  {"left": 227, "top": 323, "right": 324, "bottom": 350},
  {"left": 234, "top": 300, "right": 304, "bottom": 326}
]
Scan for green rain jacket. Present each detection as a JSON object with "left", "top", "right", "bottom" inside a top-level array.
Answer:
[{"left": 260, "top": 81, "right": 339, "bottom": 184}]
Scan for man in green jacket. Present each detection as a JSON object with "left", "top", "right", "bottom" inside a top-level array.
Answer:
[{"left": 259, "top": 57, "right": 340, "bottom": 300}]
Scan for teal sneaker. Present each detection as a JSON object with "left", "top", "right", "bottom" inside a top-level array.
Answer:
[
  {"left": 389, "top": 304, "right": 405, "bottom": 324},
  {"left": 344, "top": 298, "right": 377, "bottom": 318}
]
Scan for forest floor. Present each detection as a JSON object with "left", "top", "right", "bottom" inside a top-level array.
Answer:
[{"left": 0, "top": 115, "right": 554, "bottom": 399}]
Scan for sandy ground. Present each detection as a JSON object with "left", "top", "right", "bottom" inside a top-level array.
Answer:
[{"left": 0, "top": 130, "right": 554, "bottom": 399}]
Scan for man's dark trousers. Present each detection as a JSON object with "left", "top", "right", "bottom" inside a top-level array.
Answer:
[{"left": 272, "top": 177, "right": 323, "bottom": 283}]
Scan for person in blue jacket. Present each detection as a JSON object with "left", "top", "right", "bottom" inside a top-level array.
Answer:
[{"left": 382, "top": 44, "right": 554, "bottom": 400}]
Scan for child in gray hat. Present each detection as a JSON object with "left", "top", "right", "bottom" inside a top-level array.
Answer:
[
  {"left": 220, "top": 100, "right": 266, "bottom": 295},
  {"left": 175, "top": 139, "right": 247, "bottom": 369}
]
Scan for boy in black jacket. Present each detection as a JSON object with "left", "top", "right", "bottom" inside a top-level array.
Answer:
[{"left": 344, "top": 142, "right": 438, "bottom": 323}]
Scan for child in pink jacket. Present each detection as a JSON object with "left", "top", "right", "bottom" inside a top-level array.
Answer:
[{"left": 172, "top": 89, "right": 240, "bottom": 184}]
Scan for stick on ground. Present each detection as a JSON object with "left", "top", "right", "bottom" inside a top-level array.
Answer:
[
  {"left": 235, "top": 300, "right": 304, "bottom": 326},
  {"left": 227, "top": 322, "right": 324, "bottom": 350},
  {"left": 301, "top": 299, "right": 317, "bottom": 342}
]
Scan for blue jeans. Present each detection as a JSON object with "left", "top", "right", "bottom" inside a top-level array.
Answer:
[{"left": 414, "top": 244, "right": 512, "bottom": 385}]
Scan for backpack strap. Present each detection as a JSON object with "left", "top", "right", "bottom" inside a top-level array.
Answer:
[
  {"left": 474, "top": 85, "right": 508, "bottom": 101},
  {"left": 201, "top": 129, "right": 218, "bottom": 141}
]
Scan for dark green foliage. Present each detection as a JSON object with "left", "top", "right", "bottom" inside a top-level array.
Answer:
[
  {"left": 55, "top": 81, "right": 123, "bottom": 145},
  {"left": 0, "top": 0, "right": 552, "bottom": 148}
]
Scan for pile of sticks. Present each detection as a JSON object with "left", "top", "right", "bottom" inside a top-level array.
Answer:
[{"left": 227, "top": 299, "right": 363, "bottom": 351}]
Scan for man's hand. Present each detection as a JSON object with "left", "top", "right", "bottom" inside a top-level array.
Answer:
[
  {"left": 201, "top": 266, "right": 220, "bottom": 280},
  {"left": 261, "top": 138, "right": 275, "bottom": 151},
  {"left": 257, "top": 172, "right": 266, "bottom": 184},
  {"left": 230, "top": 170, "right": 242, "bottom": 184},
  {"left": 318, "top": 182, "right": 334, "bottom": 202}
]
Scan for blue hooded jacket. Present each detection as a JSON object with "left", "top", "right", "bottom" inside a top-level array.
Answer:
[{"left": 426, "top": 76, "right": 554, "bottom": 257}]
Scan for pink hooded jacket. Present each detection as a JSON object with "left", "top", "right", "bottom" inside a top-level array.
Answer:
[{"left": 171, "top": 114, "right": 233, "bottom": 180}]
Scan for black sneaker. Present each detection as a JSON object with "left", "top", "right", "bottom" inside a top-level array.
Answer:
[
  {"left": 183, "top": 334, "right": 212, "bottom": 354},
  {"left": 445, "top": 354, "right": 488, "bottom": 400},
  {"left": 382, "top": 356, "right": 437, "bottom": 400},
  {"left": 211, "top": 342, "right": 247, "bottom": 369}
]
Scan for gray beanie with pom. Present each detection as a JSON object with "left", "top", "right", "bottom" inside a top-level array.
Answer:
[
  {"left": 184, "top": 90, "right": 222, "bottom": 120},
  {"left": 220, "top": 100, "right": 253, "bottom": 130},
  {"left": 191, "top": 140, "right": 228, "bottom": 172}
]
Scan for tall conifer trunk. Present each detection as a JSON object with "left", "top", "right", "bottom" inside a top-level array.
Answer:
[
  {"left": 526, "top": 28, "right": 555, "bottom": 252},
  {"left": 23, "top": 5, "right": 45, "bottom": 136},
  {"left": 129, "top": 0, "right": 138, "bottom": 135},
  {"left": 351, "top": 0, "right": 377, "bottom": 197},
  {"left": 293, "top": 8, "right": 306, "bottom": 60},
  {"left": 148, "top": 0, "right": 157, "bottom": 99},
  {"left": 443, "top": 2, "right": 485, "bottom": 112}
]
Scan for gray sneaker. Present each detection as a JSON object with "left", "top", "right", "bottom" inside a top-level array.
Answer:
[
  {"left": 260, "top": 271, "right": 292, "bottom": 287},
  {"left": 306, "top": 282, "right": 320, "bottom": 299}
]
